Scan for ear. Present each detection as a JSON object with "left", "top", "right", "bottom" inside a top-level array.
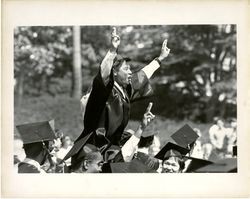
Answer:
[{"left": 83, "top": 160, "right": 89, "bottom": 170}]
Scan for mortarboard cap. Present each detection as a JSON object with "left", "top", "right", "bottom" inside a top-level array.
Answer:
[
  {"left": 16, "top": 120, "right": 56, "bottom": 144},
  {"left": 195, "top": 158, "right": 237, "bottom": 173},
  {"left": 171, "top": 124, "right": 199, "bottom": 148},
  {"left": 62, "top": 132, "right": 94, "bottom": 162},
  {"left": 155, "top": 142, "right": 190, "bottom": 160},
  {"left": 183, "top": 156, "right": 213, "bottom": 173},
  {"left": 109, "top": 159, "right": 157, "bottom": 173}
]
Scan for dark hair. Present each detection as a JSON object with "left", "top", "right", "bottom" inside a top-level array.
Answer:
[{"left": 112, "top": 55, "right": 131, "bottom": 70}]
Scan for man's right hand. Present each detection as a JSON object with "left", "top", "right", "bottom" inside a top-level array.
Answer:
[
  {"left": 111, "top": 27, "right": 120, "bottom": 52},
  {"left": 141, "top": 102, "right": 155, "bottom": 131}
]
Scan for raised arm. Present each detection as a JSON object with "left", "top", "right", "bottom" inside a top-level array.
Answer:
[
  {"left": 100, "top": 27, "right": 120, "bottom": 85},
  {"left": 121, "top": 103, "right": 155, "bottom": 162},
  {"left": 142, "top": 39, "right": 170, "bottom": 79}
]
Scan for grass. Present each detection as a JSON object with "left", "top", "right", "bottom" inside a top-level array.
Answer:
[{"left": 14, "top": 95, "right": 212, "bottom": 145}]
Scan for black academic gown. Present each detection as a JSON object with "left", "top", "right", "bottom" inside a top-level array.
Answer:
[
  {"left": 18, "top": 162, "right": 40, "bottom": 173},
  {"left": 76, "top": 68, "right": 153, "bottom": 146}
]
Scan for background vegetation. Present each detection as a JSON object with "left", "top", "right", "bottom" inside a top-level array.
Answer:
[{"left": 14, "top": 25, "right": 236, "bottom": 143}]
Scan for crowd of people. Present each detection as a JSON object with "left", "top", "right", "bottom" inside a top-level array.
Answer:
[{"left": 14, "top": 28, "right": 237, "bottom": 173}]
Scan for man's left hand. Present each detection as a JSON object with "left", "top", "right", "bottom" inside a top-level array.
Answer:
[{"left": 158, "top": 39, "right": 170, "bottom": 61}]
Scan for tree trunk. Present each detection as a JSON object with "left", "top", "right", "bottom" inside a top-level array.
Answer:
[
  {"left": 16, "top": 71, "right": 24, "bottom": 105},
  {"left": 71, "top": 26, "right": 82, "bottom": 99}
]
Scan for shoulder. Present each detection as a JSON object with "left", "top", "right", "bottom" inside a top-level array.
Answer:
[{"left": 18, "top": 162, "right": 40, "bottom": 173}]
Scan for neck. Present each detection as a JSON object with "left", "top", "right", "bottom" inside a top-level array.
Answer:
[{"left": 114, "top": 79, "right": 126, "bottom": 89}]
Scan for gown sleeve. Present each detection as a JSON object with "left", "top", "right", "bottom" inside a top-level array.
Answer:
[
  {"left": 130, "top": 60, "right": 160, "bottom": 102},
  {"left": 83, "top": 61, "right": 115, "bottom": 133}
]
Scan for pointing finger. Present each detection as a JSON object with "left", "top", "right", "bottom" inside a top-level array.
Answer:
[
  {"left": 146, "top": 102, "right": 153, "bottom": 113},
  {"left": 162, "top": 39, "right": 168, "bottom": 48}
]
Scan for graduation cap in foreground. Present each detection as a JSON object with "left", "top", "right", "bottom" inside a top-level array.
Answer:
[
  {"left": 183, "top": 156, "right": 213, "bottom": 173},
  {"left": 62, "top": 132, "right": 94, "bottom": 162},
  {"left": 16, "top": 120, "right": 56, "bottom": 144},
  {"left": 155, "top": 142, "right": 190, "bottom": 160},
  {"left": 195, "top": 158, "right": 237, "bottom": 173},
  {"left": 109, "top": 159, "right": 157, "bottom": 173},
  {"left": 171, "top": 124, "right": 199, "bottom": 149},
  {"left": 62, "top": 129, "right": 111, "bottom": 162}
]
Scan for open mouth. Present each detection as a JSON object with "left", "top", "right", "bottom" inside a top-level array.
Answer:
[{"left": 128, "top": 76, "right": 132, "bottom": 82}]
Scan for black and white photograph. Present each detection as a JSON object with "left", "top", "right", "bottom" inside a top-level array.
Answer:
[
  {"left": 13, "top": 25, "right": 237, "bottom": 174},
  {"left": 2, "top": 0, "right": 250, "bottom": 198}
]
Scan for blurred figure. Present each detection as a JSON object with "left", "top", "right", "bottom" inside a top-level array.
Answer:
[
  {"left": 14, "top": 139, "right": 26, "bottom": 162},
  {"left": 209, "top": 117, "right": 227, "bottom": 159},
  {"left": 202, "top": 143, "right": 213, "bottom": 160},
  {"left": 55, "top": 135, "right": 73, "bottom": 166},
  {"left": 70, "top": 144, "right": 103, "bottom": 173},
  {"left": 54, "top": 129, "right": 64, "bottom": 151},
  {"left": 224, "top": 118, "right": 237, "bottom": 157}
]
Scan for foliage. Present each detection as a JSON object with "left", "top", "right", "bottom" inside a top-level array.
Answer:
[{"left": 14, "top": 25, "right": 236, "bottom": 122}]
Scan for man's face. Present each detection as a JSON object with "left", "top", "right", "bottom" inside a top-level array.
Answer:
[
  {"left": 162, "top": 157, "right": 181, "bottom": 173},
  {"left": 85, "top": 153, "right": 104, "bottom": 173},
  {"left": 115, "top": 61, "right": 132, "bottom": 87}
]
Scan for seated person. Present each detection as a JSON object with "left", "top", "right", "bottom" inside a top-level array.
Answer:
[
  {"left": 16, "top": 120, "right": 56, "bottom": 173},
  {"left": 155, "top": 142, "right": 189, "bottom": 173},
  {"left": 70, "top": 143, "right": 104, "bottom": 173},
  {"left": 55, "top": 135, "right": 73, "bottom": 166}
]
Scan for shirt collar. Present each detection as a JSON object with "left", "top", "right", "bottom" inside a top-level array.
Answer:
[{"left": 114, "top": 81, "right": 126, "bottom": 99}]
